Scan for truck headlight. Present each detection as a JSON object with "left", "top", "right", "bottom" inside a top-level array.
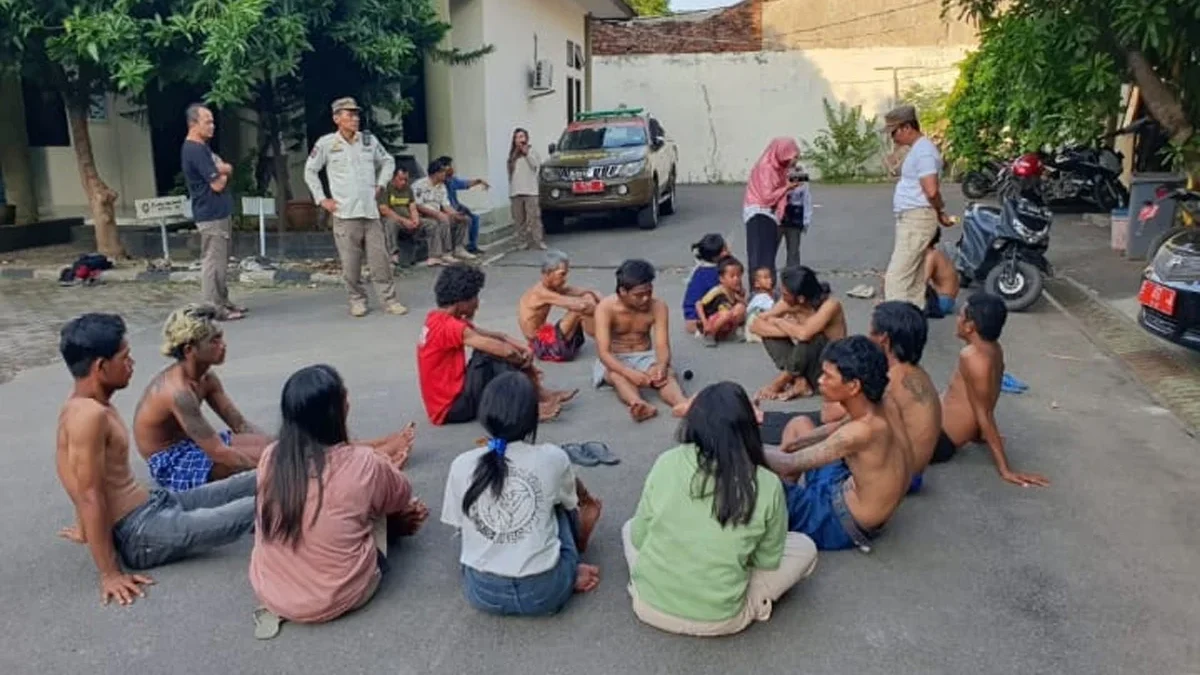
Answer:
[
  {"left": 540, "top": 167, "right": 558, "bottom": 181},
  {"left": 618, "top": 160, "right": 646, "bottom": 178}
]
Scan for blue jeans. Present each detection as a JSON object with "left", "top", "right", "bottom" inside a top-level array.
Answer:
[
  {"left": 458, "top": 205, "right": 480, "bottom": 249},
  {"left": 782, "top": 462, "right": 880, "bottom": 551},
  {"left": 461, "top": 509, "right": 579, "bottom": 616},
  {"left": 111, "top": 471, "right": 257, "bottom": 570}
]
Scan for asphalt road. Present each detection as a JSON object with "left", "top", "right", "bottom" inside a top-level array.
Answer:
[{"left": 2, "top": 185, "right": 1198, "bottom": 675}]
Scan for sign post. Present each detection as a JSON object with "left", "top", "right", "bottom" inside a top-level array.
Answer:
[
  {"left": 134, "top": 196, "right": 188, "bottom": 263},
  {"left": 241, "top": 197, "right": 276, "bottom": 259}
]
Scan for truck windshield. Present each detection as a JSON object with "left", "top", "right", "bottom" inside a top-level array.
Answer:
[{"left": 557, "top": 124, "right": 647, "bottom": 151}]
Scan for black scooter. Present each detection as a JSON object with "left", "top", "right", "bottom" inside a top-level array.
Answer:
[{"left": 955, "top": 184, "right": 1055, "bottom": 312}]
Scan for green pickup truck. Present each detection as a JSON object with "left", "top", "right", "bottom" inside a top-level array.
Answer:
[{"left": 539, "top": 107, "right": 679, "bottom": 231}]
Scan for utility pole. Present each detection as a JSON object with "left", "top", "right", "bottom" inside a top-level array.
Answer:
[{"left": 873, "top": 66, "right": 925, "bottom": 107}]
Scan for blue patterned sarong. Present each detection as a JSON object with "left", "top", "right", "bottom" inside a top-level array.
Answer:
[{"left": 146, "top": 429, "right": 233, "bottom": 491}]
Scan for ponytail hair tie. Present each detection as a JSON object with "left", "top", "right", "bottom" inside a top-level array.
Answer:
[{"left": 487, "top": 437, "right": 508, "bottom": 457}]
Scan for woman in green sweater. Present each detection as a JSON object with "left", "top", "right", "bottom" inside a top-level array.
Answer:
[{"left": 622, "top": 381, "right": 818, "bottom": 636}]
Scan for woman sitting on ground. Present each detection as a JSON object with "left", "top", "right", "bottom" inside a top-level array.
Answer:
[
  {"left": 623, "top": 381, "right": 818, "bottom": 637},
  {"left": 751, "top": 265, "right": 846, "bottom": 401},
  {"left": 441, "top": 372, "right": 603, "bottom": 616},
  {"left": 249, "top": 365, "right": 428, "bottom": 633}
]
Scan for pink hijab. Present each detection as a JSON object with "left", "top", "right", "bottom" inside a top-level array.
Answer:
[{"left": 743, "top": 137, "right": 800, "bottom": 221}]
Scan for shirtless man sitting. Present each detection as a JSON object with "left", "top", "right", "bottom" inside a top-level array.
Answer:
[
  {"left": 765, "top": 336, "right": 910, "bottom": 551},
  {"left": 780, "top": 302, "right": 946, "bottom": 494},
  {"left": 55, "top": 313, "right": 257, "bottom": 606},
  {"left": 593, "top": 259, "right": 689, "bottom": 422},
  {"left": 923, "top": 229, "right": 960, "bottom": 318},
  {"left": 517, "top": 249, "right": 601, "bottom": 362},
  {"left": 940, "top": 293, "right": 1049, "bottom": 487},
  {"left": 751, "top": 265, "right": 846, "bottom": 401},
  {"left": 135, "top": 304, "right": 414, "bottom": 491}
]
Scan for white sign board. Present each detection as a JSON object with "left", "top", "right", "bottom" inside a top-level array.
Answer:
[
  {"left": 135, "top": 196, "right": 188, "bottom": 221},
  {"left": 241, "top": 197, "right": 277, "bottom": 216}
]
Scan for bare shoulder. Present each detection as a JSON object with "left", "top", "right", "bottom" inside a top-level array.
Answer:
[
  {"left": 596, "top": 295, "right": 619, "bottom": 313},
  {"left": 651, "top": 297, "right": 669, "bottom": 315},
  {"left": 62, "top": 398, "right": 112, "bottom": 439},
  {"left": 199, "top": 369, "right": 224, "bottom": 395},
  {"left": 830, "top": 417, "right": 872, "bottom": 450}
]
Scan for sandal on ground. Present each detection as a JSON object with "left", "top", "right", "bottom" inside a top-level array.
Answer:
[
  {"left": 560, "top": 443, "right": 600, "bottom": 467},
  {"left": 253, "top": 607, "right": 283, "bottom": 640}
]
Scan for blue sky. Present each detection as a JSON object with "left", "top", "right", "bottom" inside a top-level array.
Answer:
[{"left": 669, "top": 0, "right": 739, "bottom": 10}]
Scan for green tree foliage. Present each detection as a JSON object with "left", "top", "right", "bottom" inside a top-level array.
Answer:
[
  {"left": 628, "top": 0, "right": 669, "bottom": 16},
  {"left": 943, "top": 0, "right": 1199, "bottom": 169},
  {"left": 802, "top": 99, "right": 883, "bottom": 182}
]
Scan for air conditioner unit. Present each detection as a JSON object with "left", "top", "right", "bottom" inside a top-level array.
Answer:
[{"left": 531, "top": 59, "right": 553, "bottom": 91}]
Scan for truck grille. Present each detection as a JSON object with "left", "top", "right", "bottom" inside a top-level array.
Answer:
[{"left": 553, "top": 165, "right": 622, "bottom": 181}]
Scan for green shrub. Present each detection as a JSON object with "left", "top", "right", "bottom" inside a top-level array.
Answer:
[{"left": 802, "top": 99, "right": 883, "bottom": 182}]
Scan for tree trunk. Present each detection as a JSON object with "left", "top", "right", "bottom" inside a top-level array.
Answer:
[
  {"left": 0, "top": 73, "right": 39, "bottom": 224},
  {"left": 65, "top": 96, "right": 125, "bottom": 258},
  {"left": 1125, "top": 49, "right": 1194, "bottom": 146}
]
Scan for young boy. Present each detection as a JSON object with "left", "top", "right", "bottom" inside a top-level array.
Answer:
[
  {"left": 694, "top": 257, "right": 748, "bottom": 347},
  {"left": 940, "top": 293, "right": 1049, "bottom": 487},
  {"left": 418, "top": 265, "right": 576, "bottom": 425},
  {"left": 594, "top": 259, "right": 690, "bottom": 422},
  {"left": 517, "top": 249, "right": 602, "bottom": 362},
  {"left": 682, "top": 234, "right": 730, "bottom": 335},
  {"left": 745, "top": 266, "right": 776, "bottom": 344},
  {"left": 923, "top": 229, "right": 960, "bottom": 318}
]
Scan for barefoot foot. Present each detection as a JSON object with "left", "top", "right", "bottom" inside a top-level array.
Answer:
[
  {"left": 577, "top": 494, "right": 603, "bottom": 553},
  {"left": 538, "top": 400, "right": 563, "bottom": 422},
  {"left": 552, "top": 388, "right": 579, "bottom": 405},
  {"left": 671, "top": 397, "right": 694, "bottom": 418},
  {"left": 574, "top": 563, "right": 601, "bottom": 593},
  {"left": 629, "top": 400, "right": 658, "bottom": 422},
  {"left": 778, "top": 380, "right": 813, "bottom": 401}
]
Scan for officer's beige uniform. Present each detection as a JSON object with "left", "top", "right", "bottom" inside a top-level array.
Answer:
[{"left": 304, "top": 123, "right": 398, "bottom": 312}]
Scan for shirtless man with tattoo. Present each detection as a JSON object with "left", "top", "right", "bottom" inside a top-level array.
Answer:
[
  {"left": 751, "top": 266, "right": 846, "bottom": 401},
  {"left": 55, "top": 313, "right": 257, "bottom": 606},
  {"left": 593, "top": 259, "right": 689, "bottom": 422},
  {"left": 765, "top": 336, "right": 910, "bottom": 551},
  {"left": 518, "top": 249, "right": 601, "bottom": 363},
  {"left": 134, "top": 304, "right": 414, "bottom": 491},
  {"left": 940, "top": 293, "right": 1049, "bottom": 487},
  {"left": 782, "top": 301, "right": 946, "bottom": 493}
]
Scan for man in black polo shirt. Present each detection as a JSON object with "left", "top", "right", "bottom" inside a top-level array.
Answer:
[{"left": 181, "top": 104, "right": 245, "bottom": 321}]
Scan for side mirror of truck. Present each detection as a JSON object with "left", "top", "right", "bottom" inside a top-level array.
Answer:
[{"left": 651, "top": 137, "right": 664, "bottom": 151}]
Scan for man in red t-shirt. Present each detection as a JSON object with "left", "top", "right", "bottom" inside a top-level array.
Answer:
[{"left": 417, "top": 265, "right": 577, "bottom": 425}]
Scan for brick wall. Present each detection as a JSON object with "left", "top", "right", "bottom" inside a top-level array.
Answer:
[{"left": 591, "top": 0, "right": 762, "bottom": 56}]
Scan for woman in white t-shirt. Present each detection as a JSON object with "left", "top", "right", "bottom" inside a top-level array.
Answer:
[{"left": 441, "top": 372, "right": 602, "bottom": 615}]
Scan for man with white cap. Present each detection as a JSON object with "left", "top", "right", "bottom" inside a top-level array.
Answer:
[
  {"left": 305, "top": 97, "right": 406, "bottom": 317},
  {"left": 882, "top": 104, "right": 952, "bottom": 307}
]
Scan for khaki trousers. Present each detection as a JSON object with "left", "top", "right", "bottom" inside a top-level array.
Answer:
[
  {"left": 884, "top": 208, "right": 940, "bottom": 306},
  {"left": 332, "top": 217, "right": 397, "bottom": 306},
  {"left": 198, "top": 218, "right": 232, "bottom": 309},
  {"left": 510, "top": 195, "right": 544, "bottom": 247},
  {"left": 423, "top": 217, "right": 466, "bottom": 259},
  {"left": 621, "top": 520, "right": 817, "bottom": 637}
]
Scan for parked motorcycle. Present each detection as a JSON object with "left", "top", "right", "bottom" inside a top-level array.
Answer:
[
  {"left": 1038, "top": 120, "right": 1152, "bottom": 210},
  {"left": 955, "top": 153, "right": 1055, "bottom": 311},
  {"left": 960, "top": 158, "right": 1006, "bottom": 200}
]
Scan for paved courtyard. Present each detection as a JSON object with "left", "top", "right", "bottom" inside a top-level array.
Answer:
[{"left": 2, "top": 185, "right": 1199, "bottom": 675}]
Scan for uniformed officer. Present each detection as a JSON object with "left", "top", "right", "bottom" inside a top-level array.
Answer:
[{"left": 304, "top": 97, "right": 405, "bottom": 317}]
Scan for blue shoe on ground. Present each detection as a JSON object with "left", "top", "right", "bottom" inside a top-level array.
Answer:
[{"left": 1001, "top": 372, "right": 1028, "bottom": 394}]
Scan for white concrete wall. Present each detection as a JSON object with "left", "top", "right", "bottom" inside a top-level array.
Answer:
[
  {"left": 31, "top": 94, "right": 156, "bottom": 218},
  {"left": 446, "top": 0, "right": 492, "bottom": 211},
  {"left": 592, "top": 47, "right": 969, "bottom": 183},
  {"left": 478, "top": 0, "right": 587, "bottom": 209}
]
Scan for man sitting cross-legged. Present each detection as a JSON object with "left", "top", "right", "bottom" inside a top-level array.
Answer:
[
  {"left": 765, "top": 336, "right": 910, "bottom": 551},
  {"left": 56, "top": 313, "right": 257, "bottom": 606},
  {"left": 518, "top": 249, "right": 602, "bottom": 363},
  {"left": 593, "top": 259, "right": 690, "bottom": 422},
  {"left": 781, "top": 301, "right": 948, "bottom": 494},
  {"left": 419, "top": 264, "right": 577, "bottom": 425},
  {"left": 134, "top": 304, "right": 414, "bottom": 491},
  {"left": 751, "top": 265, "right": 846, "bottom": 401},
  {"left": 940, "top": 293, "right": 1049, "bottom": 487}
]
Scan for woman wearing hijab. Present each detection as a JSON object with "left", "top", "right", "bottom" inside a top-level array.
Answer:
[{"left": 743, "top": 138, "right": 801, "bottom": 283}]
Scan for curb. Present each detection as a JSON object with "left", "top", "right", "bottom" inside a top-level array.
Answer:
[
  {"left": 1042, "top": 276, "right": 1200, "bottom": 437},
  {"left": 0, "top": 236, "right": 520, "bottom": 286}
]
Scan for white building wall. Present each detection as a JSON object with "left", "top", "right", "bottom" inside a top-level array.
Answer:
[
  {"left": 478, "top": 0, "right": 587, "bottom": 210},
  {"left": 592, "top": 47, "right": 969, "bottom": 183},
  {"left": 31, "top": 94, "right": 157, "bottom": 218}
]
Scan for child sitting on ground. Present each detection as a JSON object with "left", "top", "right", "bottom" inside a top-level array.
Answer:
[
  {"left": 695, "top": 257, "right": 748, "bottom": 347},
  {"left": 441, "top": 372, "right": 603, "bottom": 616},
  {"left": 682, "top": 234, "right": 731, "bottom": 336},
  {"left": 745, "top": 267, "right": 776, "bottom": 344}
]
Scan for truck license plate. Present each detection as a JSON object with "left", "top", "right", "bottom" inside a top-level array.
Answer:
[
  {"left": 1138, "top": 279, "right": 1177, "bottom": 316},
  {"left": 571, "top": 180, "right": 605, "bottom": 194}
]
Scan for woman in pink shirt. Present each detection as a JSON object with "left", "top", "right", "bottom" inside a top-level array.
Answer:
[{"left": 249, "top": 364, "right": 428, "bottom": 637}]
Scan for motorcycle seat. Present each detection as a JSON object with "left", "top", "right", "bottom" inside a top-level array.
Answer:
[{"left": 968, "top": 204, "right": 1002, "bottom": 218}]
